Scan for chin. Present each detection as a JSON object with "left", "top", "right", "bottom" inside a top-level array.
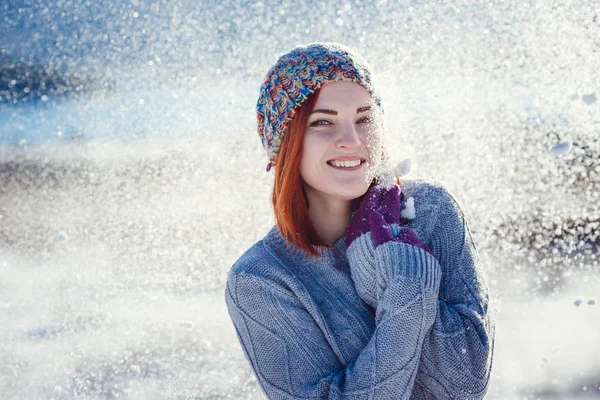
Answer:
[
  {"left": 330, "top": 181, "right": 370, "bottom": 201},
  {"left": 302, "top": 171, "right": 371, "bottom": 203}
]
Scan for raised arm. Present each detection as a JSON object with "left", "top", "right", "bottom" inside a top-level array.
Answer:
[
  {"left": 347, "top": 184, "right": 495, "bottom": 399},
  {"left": 225, "top": 242, "right": 441, "bottom": 400}
]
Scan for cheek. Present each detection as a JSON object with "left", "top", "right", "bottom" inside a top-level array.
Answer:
[
  {"left": 301, "top": 133, "right": 327, "bottom": 164},
  {"left": 299, "top": 141, "right": 320, "bottom": 181},
  {"left": 364, "top": 129, "right": 383, "bottom": 159},
  {"left": 365, "top": 111, "right": 385, "bottom": 152},
  {"left": 299, "top": 154, "right": 310, "bottom": 180}
]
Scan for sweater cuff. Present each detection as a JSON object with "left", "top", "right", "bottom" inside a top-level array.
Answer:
[
  {"left": 346, "top": 232, "right": 377, "bottom": 307},
  {"left": 374, "top": 241, "right": 442, "bottom": 296}
]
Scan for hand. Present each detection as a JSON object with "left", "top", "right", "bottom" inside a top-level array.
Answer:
[
  {"left": 368, "top": 210, "right": 435, "bottom": 256},
  {"left": 377, "top": 184, "right": 402, "bottom": 226},
  {"left": 346, "top": 185, "right": 386, "bottom": 247},
  {"left": 346, "top": 184, "right": 403, "bottom": 247}
]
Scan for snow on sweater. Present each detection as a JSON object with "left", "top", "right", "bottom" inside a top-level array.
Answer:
[{"left": 225, "top": 178, "right": 495, "bottom": 399}]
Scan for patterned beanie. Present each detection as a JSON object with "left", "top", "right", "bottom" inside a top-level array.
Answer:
[{"left": 256, "top": 42, "right": 382, "bottom": 172}]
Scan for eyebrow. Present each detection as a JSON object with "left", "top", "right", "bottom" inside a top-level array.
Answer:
[{"left": 311, "top": 106, "right": 372, "bottom": 115}]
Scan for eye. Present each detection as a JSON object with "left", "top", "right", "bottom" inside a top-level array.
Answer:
[
  {"left": 357, "top": 116, "right": 374, "bottom": 124},
  {"left": 309, "top": 119, "right": 332, "bottom": 127}
]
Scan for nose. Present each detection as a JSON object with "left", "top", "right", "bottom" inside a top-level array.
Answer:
[{"left": 336, "top": 122, "right": 362, "bottom": 150}]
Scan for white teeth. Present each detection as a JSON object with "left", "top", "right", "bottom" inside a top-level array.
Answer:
[{"left": 330, "top": 159, "right": 362, "bottom": 168}]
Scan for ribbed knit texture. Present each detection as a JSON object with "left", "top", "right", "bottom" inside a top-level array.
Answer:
[
  {"left": 225, "top": 178, "right": 495, "bottom": 399},
  {"left": 345, "top": 231, "right": 377, "bottom": 307},
  {"left": 346, "top": 224, "right": 429, "bottom": 309}
]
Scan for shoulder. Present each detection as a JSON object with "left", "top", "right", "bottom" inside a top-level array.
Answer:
[
  {"left": 398, "top": 178, "right": 470, "bottom": 243},
  {"left": 400, "top": 177, "right": 454, "bottom": 204},
  {"left": 226, "top": 241, "right": 275, "bottom": 306},
  {"left": 229, "top": 239, "right": 273, "bottom": 277},
  {"left": 399, "top": 177, "right": 464, "bottom": 218},
  {"left": 226, "top": 236, "right": 296, "bottom": 304}
]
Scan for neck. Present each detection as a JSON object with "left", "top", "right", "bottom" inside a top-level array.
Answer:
[{"left": 304, "top": 187, "right": 354, "bottom": 246}]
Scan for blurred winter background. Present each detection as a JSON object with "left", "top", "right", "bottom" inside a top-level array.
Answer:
[{"left": 0, "top": 0, "right": 598, "bottom": 398}]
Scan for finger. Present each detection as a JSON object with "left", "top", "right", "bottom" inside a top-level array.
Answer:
[
  {"left": 355, "top": 187, "right": 384, "bottom": 224},
  {"left": 368, "top": 210, "right": 394, "bottom": 247},
  {"left": 379, "top": 202, "right": 398, "bottom": 224},
  {"left": 361, "top": 185, "right": 384, "bottom": 212},
  {"left": 347, "top": 187, "right": 384, "bottom": 245},
  {"left": 385, "top": 184, "right": 401, "bottom": 201},
  {"left": 382, "top": 185, "right": 400, "bottom": 210},
  {"left": 380, "top": 185, "right": 401, "bottom": 223}
]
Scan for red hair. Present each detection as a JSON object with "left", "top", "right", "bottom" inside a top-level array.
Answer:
[
  {"left": 271, "top": 88, "right": 396, "bottom": 257},
  {"left": 272, "top": 89, "right": 328, "bottom": 257}
]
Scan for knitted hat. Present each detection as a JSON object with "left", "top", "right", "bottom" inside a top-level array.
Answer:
[{"left": 256, "top": 42, "right": 382, "bottom": 171}]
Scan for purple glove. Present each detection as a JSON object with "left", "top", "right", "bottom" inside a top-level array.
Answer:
[
  {"left": 346, "top": 184, "right": 435, "bottom": 308},
  {"left": 368, "top": 210, "right": 435, "bottom": 257},
  {"left": 377, "top": 184, "right": 402, "bottom": 225},
  {"left": 346, "top": 185, "right": 386, "bottom": 247},
  {"left": 347, "top": 184, "right": 413, "bottom": 247}
]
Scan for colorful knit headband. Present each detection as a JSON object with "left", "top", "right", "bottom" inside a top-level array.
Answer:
[{"left": 256, "top": 42, "right": 382, "bottom": 172}]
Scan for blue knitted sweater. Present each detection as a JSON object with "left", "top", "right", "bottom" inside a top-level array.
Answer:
[{"left": 225, "top": 178, "right": 495, "bottom": 399}]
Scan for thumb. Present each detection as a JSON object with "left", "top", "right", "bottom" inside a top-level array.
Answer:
[{"left": 380, "top": 185, "right": 401, "bottom": 223}]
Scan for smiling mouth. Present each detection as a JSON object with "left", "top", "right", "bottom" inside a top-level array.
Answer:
[{"left": 326, "top": 159, "right": 366, "bottom": 169}]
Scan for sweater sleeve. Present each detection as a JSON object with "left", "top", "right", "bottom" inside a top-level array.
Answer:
[
  {"left": 411, "top": 187, "right": 496, "bottom": 399},
  {"left": 345, "top": 185, "right": 495, "bottom": 399},
  {"left": 225, "top": 248, "right": 441, "bottom": 400}
]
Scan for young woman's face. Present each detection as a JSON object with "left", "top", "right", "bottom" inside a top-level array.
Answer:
[{"left": 300, "top": 81, "right": 383, "bottom": 203}]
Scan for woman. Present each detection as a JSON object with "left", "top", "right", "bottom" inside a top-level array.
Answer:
[{"left": 225, "top": 43, "right": 495, "bottom": 399}]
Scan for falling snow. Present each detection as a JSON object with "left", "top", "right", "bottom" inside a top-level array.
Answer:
[{"left": 1, "top": 0, "right": 599, "bottom": 399}]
